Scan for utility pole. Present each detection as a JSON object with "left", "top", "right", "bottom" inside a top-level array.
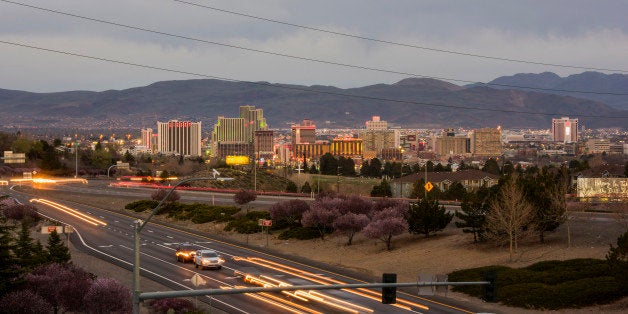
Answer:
[
  {"left": 74, "top": 141, "right": 78, "bottom": 178},
  {"left": 337, "top": 163, "right": 340, "bottom": 194},
  {"left": 132, "top": 177, "right": 233, "bottom": 314}
]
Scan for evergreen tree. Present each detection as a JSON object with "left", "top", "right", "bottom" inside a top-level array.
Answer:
[
  {"left": 370, "top": 179, "right": 392, "bottom": 197},
  {"left": 286, "top": 181, "right": 298, "bottom": 193},
  {"left": 606, "top": 231, "right": 628, "bottom": 290},
  {"left": 455, "top": 197, "right": 488, "bottom": 243},
  {"left": 15, "top": 221, "right": 36, "bottom": 269},
  {"left": 319, "top": 153, "right": 338, "bottom": 175},
  {"left": 123, "top": 150, "right": 135, "bottom": 164},
  {"left": 410, "top": 178, "right": 426, "bottom": 199},
  {"left": 339, "top": 156, "right": 356, "bottom": 176},
  {"left": 406, "top": 199, "right": 453, "bottom": 238},
  {"left": 360, "top": 160, "right": 371, "bottom": 177},
  {"left": 370, "top": 158, "right": 382, "bottom": 177},
  {"left": 46, "top": 230, "right": 71, "bottom": 264},
  {"left": 445, "top": 182, "right": 467, "bottom": 200},
  {"left": 301, "top": 181, "right": 312, "bottom": 194},
  {"left": 482, "top": 158, "right": 501, "bottom": 175},
  {"left": 0, "top": 216, "right": 19, "bottom": 296}
]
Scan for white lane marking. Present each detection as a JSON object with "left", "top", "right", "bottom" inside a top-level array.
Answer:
[
  {"left": 114, "top": 220, "right": 119, "bottom": 223},
  {"left": 157, "top": 243, "right": 175, "bottom": 251},
  {"left": 99, "top": 216, "right": 105, "bottom": 219},
  {"left": 166, "top": 235, "right": 173, "bottom": 239},
  {"left": 33, "top": 213, "right": 249, "bottom": 314},
  {"left": 98, "top": 245, "right": 113, "bottom": 248},
  {"left": 147, "top": 229, "right": 154, "bottom": 233}
]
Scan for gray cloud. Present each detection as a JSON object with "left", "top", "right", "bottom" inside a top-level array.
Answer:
[{"left": 1, "top": 0, "right": 627, "bottom": 92}]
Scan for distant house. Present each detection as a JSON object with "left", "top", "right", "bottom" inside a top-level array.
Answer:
[{"left": 392, "top": 169, "right": 501, "bottom": 198}]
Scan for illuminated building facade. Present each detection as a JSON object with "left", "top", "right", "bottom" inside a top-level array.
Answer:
[
  {"left": 552, "top": 117, "right": 578, "bottom": 143},
  {"left": 331, "top": 138, "right": 363, "bottom": 158},
  {"left": 141, "top": 128, "right": 153, "bottom": 150},
  {"left": 156, "top": 120, "right": 202, "bottom": 157}
]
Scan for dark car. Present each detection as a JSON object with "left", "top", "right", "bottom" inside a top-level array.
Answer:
[{"left": 175, "top": 243, "right": 197, "bottom": 263}]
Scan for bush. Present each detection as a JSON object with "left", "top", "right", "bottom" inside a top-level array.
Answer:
[
  {"left": 148, "top": 298, "right": 196, "bottom": 314},
  {"left": 124, "top": 200, "right": 158, "bottom": 213},
  {"left": 2, "top": 204, "right": 41, "bottom": 222},
  {"left": 499, "top": 277, "right": 624, "bottom": 309},
  {"left": 278, "top": 227, "right": 320, "bottom": 240},
  {"left": 448, "top": 259, "right": 627, "bottom": 309},
  {"left": 245, "top": 211, "right": 271, "bottom": 221},
  {"left": 224, "top": 219, "right": 260, "bottom": 234}
]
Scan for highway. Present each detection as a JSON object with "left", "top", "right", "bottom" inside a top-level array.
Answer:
[{"left": 4, "top": 181, "right": 482, "bottom": 314}]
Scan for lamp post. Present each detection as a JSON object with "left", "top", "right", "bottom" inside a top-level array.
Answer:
[{"left": 132, "top": 177, "right": 229, "bottom": 314}]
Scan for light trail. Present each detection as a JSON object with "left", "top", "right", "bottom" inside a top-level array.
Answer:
[
  {"left": 238, "top": 257, "right": 429, "bottom": 311},
  {"left": 30, "top": 198, "right": 107, "bottom": 226},
  {"left": 241, "top": 272, "right": 371, "bottom": 313}
]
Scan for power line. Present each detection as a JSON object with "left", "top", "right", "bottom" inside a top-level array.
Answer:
[
  {"left": 1, "top": 39, "right": 626, "bottom": 119},
  {"left": 173, "top": 0, "right": 628, "bottom": 74},
  {"left": 2, "top": 0, "right": 627, "bottom": 97}
]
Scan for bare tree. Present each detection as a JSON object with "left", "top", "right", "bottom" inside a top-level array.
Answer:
[
  {"left": 234, "top": 190, "right": 257, "bottom": 214},
  {"left": 485, "top": 176, "right": 535, "bottom": 262},
  {"left": 151, "top": 188, "right": 180, "bottom": 203}
]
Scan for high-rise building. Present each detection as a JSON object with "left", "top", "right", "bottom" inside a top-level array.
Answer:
[
  {"left": 434, "top": 129, "right": 470, "bottom": 158},
  {"left": 211, "top": 106, "right": 269, "bottom": 158},
  {"left": 291, "top": 119, "right": 316, "bottom": 145},
  {"left": 140, "top": 128, "right": 152, "bottom": 150},
  {"left": 240, "top": 105, "right": 268, "bottom": 142},
  {"left": 254, "top": 130, "right": 274, "bottom": 161},
  {"left": 470, "top": 127, "right": 502, "bottom": 157},
  {"left": 359, "top": 116, "right": 398, "bottom": 159},
  {"left": 365, "top": 116, "right": 388, "bottom": 130},
  {"left": 156, "top": 120, "right": 202, "bottom": 157},
  {"left": 552, "top": 117, "right": 578, "bottom": 143}
]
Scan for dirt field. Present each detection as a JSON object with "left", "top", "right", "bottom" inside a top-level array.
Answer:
[{"left": 36, "top": 189, "right": 628, "bottom": 313}]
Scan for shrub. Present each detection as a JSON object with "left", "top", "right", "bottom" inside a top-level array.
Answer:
[
  {"left": 245, "top": 211, "right": 271, "bottom": 221},
  {"left": 148, "top": 298, "right": 196, "bottom": 314},
  {"left": 449, "top": 259, "right": 627, "bottom": 309},
  {"left": 124, "top": 200, "right": 158, "bottom": 213},
  {"left": 278, "top": 227, "right": 321, "bottom": 240},
  {"left": 2, "top": 204, "right": 40, "bottom": 222},
  {"left": 0, "top": 290, "right": 52, "bottom": 314},
  {"left": 224, "top": 219, "right": 259, "bottom": 234}
]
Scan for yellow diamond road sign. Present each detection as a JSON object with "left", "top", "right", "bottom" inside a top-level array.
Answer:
[{"left": 424, "top": 181, "right": 434, "bottom": 192}]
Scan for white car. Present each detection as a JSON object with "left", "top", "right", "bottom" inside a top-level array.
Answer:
[{"left": 193, "top": 249, "right": 224, "bottom": 270}]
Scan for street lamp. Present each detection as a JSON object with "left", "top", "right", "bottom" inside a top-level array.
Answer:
[{"left": 132, "top": 176, "right": 231, "bottom": 314}]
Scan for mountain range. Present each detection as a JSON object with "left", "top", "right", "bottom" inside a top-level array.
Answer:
[{"left": 1, "top": 72, "right": 627, "bottom": 131}]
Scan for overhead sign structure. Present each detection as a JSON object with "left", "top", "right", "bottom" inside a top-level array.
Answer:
[{"left": 424, "top": 181, "right": 434, "bottom": 192}]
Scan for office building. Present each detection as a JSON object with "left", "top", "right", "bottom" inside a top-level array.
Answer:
[
  {"left": 331, "top": 137, "right": 363, "bottom": 159},
  {"left": 586, "top": 139, "right": 610, "bottom": 154},
  {"left": 211, "top": 105, "right": 269, "bottom": 158},
  {"left": 140, "top": 128, "right": 152, "bottom": 150},
  {"left": 434, "top": 129, "right": 470, "bottom": 158},
  {"left": 156, "top": 120, "right": 202, "bottom": 157},
  {"left": 552, "top": 117, "right": 578, "bottom": 143},
  {"left": 470, "top": 127, "right": 502, "bottom": 157}
]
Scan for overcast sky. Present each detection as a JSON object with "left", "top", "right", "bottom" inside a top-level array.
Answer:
[{"left": 1, "top": 0, "right": 627, "bottom": 92}]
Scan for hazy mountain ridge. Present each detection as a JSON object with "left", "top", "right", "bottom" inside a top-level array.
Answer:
[
  {"left": 488, "top": 71, "right": 628, "bottom": 110},
  {"left": 1, "top": 75, "right": 627, "bottom": 130}
]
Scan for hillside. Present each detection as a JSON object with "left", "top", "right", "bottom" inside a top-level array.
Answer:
[
  {"left": 1, "top": 75, "right": 627, "bottom": 131},
  {"left": 488, "top": 71, "right": 628, "bottom": 110}
]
